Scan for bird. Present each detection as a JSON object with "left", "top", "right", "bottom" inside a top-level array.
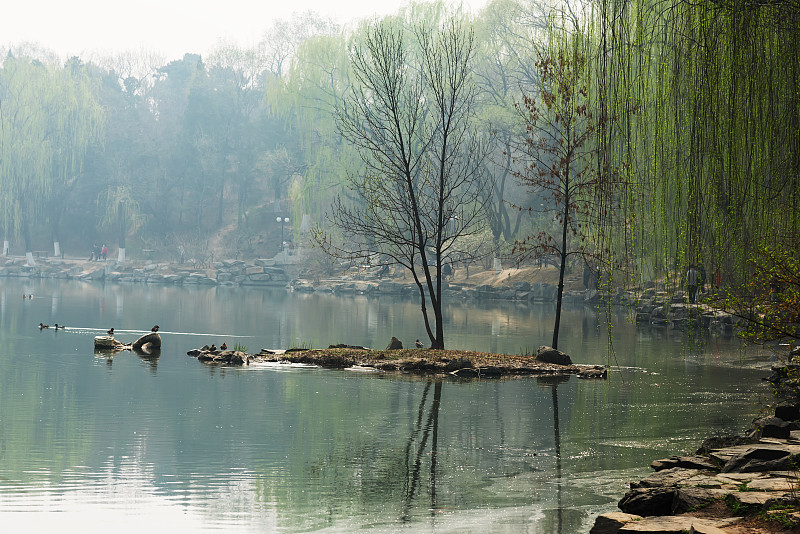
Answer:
[
  {"left": 107, "top": 328, "right": 115, "bottom": 336},
  {"left": 220, "top": 342, "right": 228, "bottom": 350},
  {"left": 28, "top": 294, "right": 32, "bottom": 299},
  {"left": 54, "top": 324, "right": 65, "bottom": 330},
  {"left": 151, "top": 325, "right": 159, "bottom": 332},
  {"left": 201, "top": 345, "right": 210, "bottom": 351},
  {"left": 39, "top": 323, "right": 49, "bottom": 329},
  {"left": 415, "top": 339, "right": 423, "bottom": 348},
  {"left": 209, "top": 344, "right": 218, "bottom": 352}
]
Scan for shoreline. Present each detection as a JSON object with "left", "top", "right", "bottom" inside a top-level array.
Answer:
[{"left": 591, "top": 354, "right": 800, "bottom": 534}]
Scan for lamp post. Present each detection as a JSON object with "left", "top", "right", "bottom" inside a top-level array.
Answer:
[{"left": 276, "top": 216, "right": 289, "bottom": 252}]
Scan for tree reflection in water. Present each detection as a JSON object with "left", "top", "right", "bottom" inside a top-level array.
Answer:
[
  {"left": 538, "top": 375, "right": 569, "bottom": 534},
  {"left": 400, "top": 380, "right": 443, "bottom": 523}
]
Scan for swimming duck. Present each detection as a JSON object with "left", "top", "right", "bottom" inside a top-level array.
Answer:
[
  {"left": 107, "top": 328, "right": 115, "bottom": 336},
  {"left": 151, "top": 325, "right": 159, "bottom": 332},
  {"left": 415, "top": 339, "right": 423, "bottom": 348},
  {"left": 54, "top": 324, "right": 65, "bottom": 330},
  {"left": 39, "top": 323, "right": 49, "bottom": 329},
  {"left": 220, "top": 342, "right": 228, "bottom": 350}
]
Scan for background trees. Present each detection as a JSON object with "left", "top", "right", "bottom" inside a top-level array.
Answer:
[{"left": 0, "top": 0, "right": 797, "bottom": 348}]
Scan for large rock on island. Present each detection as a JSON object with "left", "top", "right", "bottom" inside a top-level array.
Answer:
[{"left": 536, "top": 345, "right": 573, "bottom": 366}]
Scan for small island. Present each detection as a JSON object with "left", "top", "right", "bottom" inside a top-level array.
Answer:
[{"left": 186, "top": 344, "right": 608, "bottom": 379}]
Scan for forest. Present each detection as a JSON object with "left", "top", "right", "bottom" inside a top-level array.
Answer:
[{"left": 1, "top": 0, "right": 797, "bottom": 303}]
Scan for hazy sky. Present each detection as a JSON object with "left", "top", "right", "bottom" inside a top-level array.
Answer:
[{"left": 3, "top": 0, "right": 486, "bottom": 61}]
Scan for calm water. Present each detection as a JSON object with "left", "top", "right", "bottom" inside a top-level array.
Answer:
[{"left": 0, "top": 278, "right": 771, "bottom": 533}]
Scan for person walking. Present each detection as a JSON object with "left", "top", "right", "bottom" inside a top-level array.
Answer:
[{"left": 686, "top": 264, "right": 699, "bottom": 304}]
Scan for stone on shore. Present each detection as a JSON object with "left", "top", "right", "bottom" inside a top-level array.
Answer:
[
  {"left": 386, "top": 337, "right": 403, "bottom": 350},
  {"left": 536, "top": 345, "right": 572, "bottom": 366}
]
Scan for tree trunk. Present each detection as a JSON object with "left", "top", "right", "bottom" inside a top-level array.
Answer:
[{"left": 552, "top": 180, "right": 570, "bottom": 350}]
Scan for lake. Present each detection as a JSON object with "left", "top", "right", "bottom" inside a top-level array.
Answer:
[{"left": 0, "top": 278, "right": 771, "bottom": 532}]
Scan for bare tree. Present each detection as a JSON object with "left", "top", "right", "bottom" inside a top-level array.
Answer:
[
  {"left": 513, "top": 48, "right": 631, "bottom": 349},
  {"left": 316, "top": 18, "right": 489, "bottom": 349}
]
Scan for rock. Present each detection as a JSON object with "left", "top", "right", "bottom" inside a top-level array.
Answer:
[
  {"left": 746, "top": 476, "right": 797, "bottom": 491},
  {"left": 617, "top": 516, "right": 732, "bottom": 533},
  {"left": 775, "top": 402, "right": 800, "bottom": 421},
  {"left": 386, "top": 337, "right": 403, "bottom": 350},
  {"left": 132, "top": 332, "right": 161, "bottom": 351},
  {"left": 590, "top": 512, "right": 642, "bottom": 534},
  {"left": 577, "top": 366, "right": 608, "bottom": 379},
  {"left": 671, "top": 487, "right": 727, "bottom": 514},
  {"left": 696, "top": 435, "right": 755, "bottom": 455},
  {"left": 327, "top": 344, "right": 369, "bottom": 350},
  {"left": 728, "top": 490, "right": 774, "bottom": 509},
  {"left": 749, "top": 416, "right": 792, "bottom": 439},
  {"left": 720, "top": 447, "right": 793, "bottom": 473},
  {"left": 618, "top": 487, "right": 677, "bottom": 516},
  {"left": 631, "top": 468, "right": 702, "bottom": 489},
  {"left": 650, "top": 456, "right": 719, "bottom": 472},
  {"left": 536, "top": 346, "right": 573, "bottom": 366}
]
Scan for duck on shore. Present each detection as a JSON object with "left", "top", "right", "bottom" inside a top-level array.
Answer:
[
  {"left": 151, "top": 325, "right": 159, "bottom": 332},
  {"left": 220, "top": 342, "right": 227, "bottom": 350},
  {"left": 107, "top": 328, "right": 114, "bottom": 336}
]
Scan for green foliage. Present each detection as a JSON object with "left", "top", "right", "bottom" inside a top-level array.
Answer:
[
  {"left": 714, "top": 246, "right": 800, "bottom": 342},
  {"left": 233, "top": 343, "right": 247, "bottom": 353}
]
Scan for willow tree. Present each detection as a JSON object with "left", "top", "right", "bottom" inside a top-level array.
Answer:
[
  {"left": 98, "top": 186, "right": 140, "bottom": 263},
  {"left": 0, "top": 56, "right": 101, "bottom": 264},
  {"left": 582, "top": 0, "right": 800, "bottom": 289},
  {"left": 318, "top": 16, "right": 488, "bottom": 349}
]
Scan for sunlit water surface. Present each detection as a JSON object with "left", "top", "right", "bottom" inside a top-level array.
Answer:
[{"left": 0, "top": 279, "right": 773, "bottom": 532}]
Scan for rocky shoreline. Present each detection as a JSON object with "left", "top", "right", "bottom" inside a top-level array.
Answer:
[
  {"left": 0, "top": 256, "right": 749, "bottom": 336},
  {"left": 591, "top": 352, "right": 800, "bottom": 534}
]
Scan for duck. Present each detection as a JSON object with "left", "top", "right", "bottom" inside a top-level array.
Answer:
[
  {"left": 54, "top": 324, "right": 65, "bottom": 330},
  {"left": 107, "top": 328, "right": 115, "bottom": 336},
  {"left": 39, "top": 323, "right": 49, "bottom": 329},
  {"left": 151, "top": 325, "right": 160, "bottom": 332},
  {"left": 201, "top": 345, "right": 210, "bottom": 351},
  {"left": 209, "top": 344, "right": 217, "bottom": 352},
  {"left": 415, "top": 339, "right": 423, "bottom": 348},
  {"left": 220, "top": 342, "right": 228, "bottom": 351}
]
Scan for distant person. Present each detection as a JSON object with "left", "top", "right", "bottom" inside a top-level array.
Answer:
[
  {"left": 686, "top": 265, "right": 699, "bottom": 304},
  {"left": 101, "top": 244, "right": 108, "bottom": 261}
]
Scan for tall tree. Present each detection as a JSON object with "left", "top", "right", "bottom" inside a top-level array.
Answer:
[
  {"left": 318, "top": 16, "right": 488, "bottom": 349},
  {"left": 0, "top": 55, "right": 102, "bottom": 264},
  {"left": 514, "top": 45, "right": 629, "bottom": 349}
]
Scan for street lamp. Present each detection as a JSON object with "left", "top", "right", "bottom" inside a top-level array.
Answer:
[{"left": 276, "top": 216, "right": 290, "bottom": 252}]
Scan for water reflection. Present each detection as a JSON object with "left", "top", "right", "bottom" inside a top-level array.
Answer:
[
  {"left": 0, "top": 278, "right": 773, "bottom": 533},
  {"left": 401, "top": 381, "right": 443, "bottom": 523}
]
